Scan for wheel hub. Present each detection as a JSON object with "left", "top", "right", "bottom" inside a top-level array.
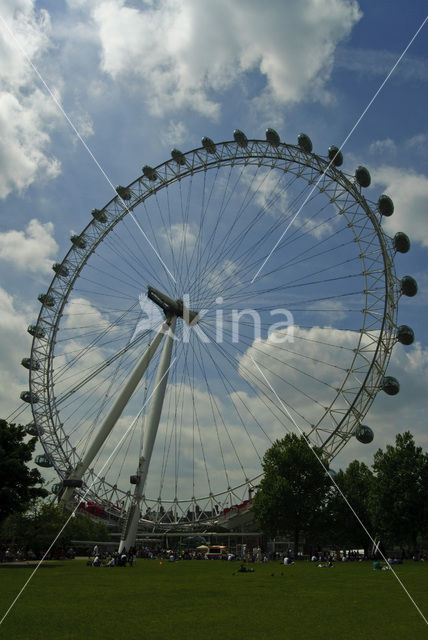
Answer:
[{"left": 147, "top": 286, "right": 199, "bottom": 325}]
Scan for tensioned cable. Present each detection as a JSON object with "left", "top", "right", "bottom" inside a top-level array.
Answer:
[
  {"left": 183, "top": 162, "right": 288, "bottom": 298},
  {"left": 218, "top": 322, "right": 349, "bottom": 375},
  {"left": 202, "top": 162, "right": 246, "bottom": 270},
  {"left": 61, "top": 332, "right": 154, "bottom": 446},
  {"left": 192, "top": 218, "right": 358, "bottom": 307},
  {"left": 188, "top": 211, "right": 348, "bottom": 310},
  {"left": 192, "top": 336, "right": 240, "bottom": 483},
  {"left": 192, "top": 204, "right": 347, "bottom": 306},
  {"left": 187, "top": 167, "right": 312, "bottom": 302},
  {"left": 53, "top": 301, "right": 140, "bottom": 381},
  {"left": 171, "top": 334, "right": 230, "bottom": 494},
  {"left": 83, "top": 258, "right": 149, "bottom": 293},
  {"left": 98, "top": 224, "right": 165, "bottom": 292},
  {"left": 55, "top": 329, "right": 153, "bottom": 402},
  {"left": 189, "top": 165, "right": 326, "bottom": 289},
  {"left": 200, "top": 322, "right": 336, "bottom": 416},
  {"left": 201, "top": 312, "right": 350, "bottom": 377},
  {"left": 54, "top": 336, "right": 157, "bottom": 424},
  {"left": 191, "top": 205, "right": 352, "bottom": 308},
  {"left": 199, "top": 324, "right": 312, "bottom": 429},
  {"left": 192, "top": 331, "right": 268, "bottom": 458},
  {"left": 188, "top": 163, "right": 216, "bottom": 303},
  {"left": 173, "top": 339, "right": 195, "bottom": 500},
  {"left": 5, "top": 404, "right": 28, "bottom": 423},
  {"left": 154, "top": 190, "right": 182, "bottom": 292},
  {"left": 173, "top": 171, "right": 194, "bottom": 296}
]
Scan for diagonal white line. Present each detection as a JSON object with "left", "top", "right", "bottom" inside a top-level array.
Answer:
[
  {"left": 250, "top": 354, "right": 428, "bottom": 627},
  {"left": 0, "top": 354, "right": 177, "bottom": 627},
  {"left": 0, "top": 14, "right": 176, "bottom": 284},
  {"left": 251, "top": 14, "right": 428, "bottom": 284}
]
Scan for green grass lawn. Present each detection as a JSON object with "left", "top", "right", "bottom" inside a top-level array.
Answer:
[{"left": 0, "top": 559, "right": 427, "bottom": 639}]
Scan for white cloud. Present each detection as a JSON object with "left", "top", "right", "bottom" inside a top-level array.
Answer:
[
  {"left": 91, "top": 0, "right": 361, "bottom": 118},
  {"left": 248, "top": 168, "right": 290, "bottom": 218},
  {"left": 405, "top": 133, "right": 428, "bottom": 154},
  {"left": 306, "top": 300, "right": 348, "bottom": 322},
  {"left": 0, "top": 1, "right": 63, "bottom": 198},
  {"left": 69, "top": 108, "right": 95, "bottom": 141},
  {"left": 56, "top": 297, "right": 123, "bottom": 400},
  {"left": 159, "top": 120, "right": 189, "bottom": 148},
  {"left": 369, "top": 138, "right": 396, "bottom": 156},
  {"left": 0, "top": 1, "right": 51, "bottom": 79},
  {"left": 0, "top": 90, "right": 62, "bottom": 197},
  {"left": 160, "top": 222, "right": 197, "bottom": 252},
  {"left": 334, "top": 46, "right": 428, "bottom": 83},
  {"left": 62, "top": 296, "right": 110, "bottom": 329},
  {"left": 239, "top": 325, "right": 357, "bottom": 424},
  {"left": 371, "top": 166, "right": 428, "bottom": 247},
  {"left": 0, "top": 218, "right": 58, "bottom": 274},
  {"left": 0, "top": 286, "right": 33, "bottom": 417},
  {"left": 204, "top": 258, "right": 241, "bottom": 295}
]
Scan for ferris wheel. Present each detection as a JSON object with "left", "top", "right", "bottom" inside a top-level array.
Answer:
[{"left": 22, "top": 129, "right": 416, "bottom": 548}]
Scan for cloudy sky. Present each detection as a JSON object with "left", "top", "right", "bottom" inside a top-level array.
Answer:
[{"left": 0, "top": 0, "right": 427, "bottom": 508}]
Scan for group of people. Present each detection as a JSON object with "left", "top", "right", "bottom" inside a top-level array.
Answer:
[
  {"left": 0, "top": 545, "right": 75, "bottom": 562},
  {"left": 89, "top": 544, "right": 135, "bottom": 567},
  {"left": 373, "top": 557, "right": 404, "bottom": 570},
  {"left": 86, "top": 543, "right": 426, "bottom": 568}
]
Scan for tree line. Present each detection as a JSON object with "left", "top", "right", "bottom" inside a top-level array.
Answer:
[
  {"left": 1, "top": 418, "right": 427, "bottom": 558},
  {"left": 0, "top": 419, "right": 109, "bottom": 558},
  {"left": 252, "top": 431, "right": 428, "bottom": 556}
]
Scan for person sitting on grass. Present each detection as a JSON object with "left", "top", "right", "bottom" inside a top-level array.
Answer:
[
  {"left": 317, "top": 560, "right": 333, "bottom": 568},
  {"left": 236, "top": 564, "right": 254, "bottom": 573}
]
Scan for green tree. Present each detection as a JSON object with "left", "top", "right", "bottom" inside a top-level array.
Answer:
[
  {"left": 29, "top": 502, "right": 110, "bottom": 552},
  {"left": 0, "top": 419, "right": 48, "bottom": 525},
  {"left": 252, "top": 433, "right": 331, "bottom": 553},
  {"left": 328, "top": 460, "right": 374, "bottom": 553},
  {"left": 1, "top": 501, "right": 110, "bottom": 556},
  {"left": 371, "top": 431, "right": 428, "bottom": 550}
]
